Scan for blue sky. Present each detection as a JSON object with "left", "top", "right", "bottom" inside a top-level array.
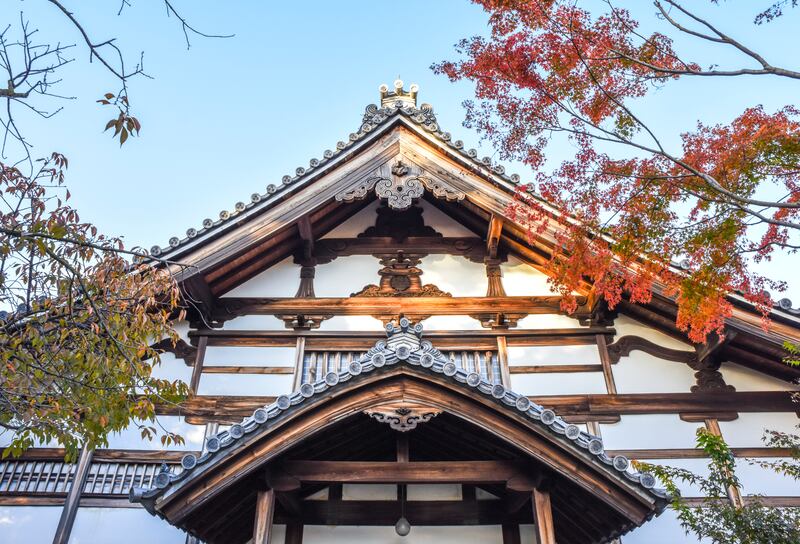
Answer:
[{"left": 2, "top": 0, "right": 798, "bottom": 298}]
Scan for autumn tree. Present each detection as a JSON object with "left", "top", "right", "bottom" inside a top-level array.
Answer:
[
  {"left": 0, "top": 1, "right": 228, "bottom": 458},
  {"left": 434, "top": 0, "right": 800, "bottom": 343}
]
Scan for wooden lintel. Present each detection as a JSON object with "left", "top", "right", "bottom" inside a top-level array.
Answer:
[
  {"left": 253, "top": 488, "right": 276, "bottom": 544},
  {"left": 532, "top": 488, "right": 556, "bottom": 544},
  {"left": 212, "top": 296, "right": 588, "bottom": 322},
  {"left": 315, "top": 236, "right": 485, "bottom": 262},
  {"left": 281, "top": 460, "right": 527, "bottom": 485}
]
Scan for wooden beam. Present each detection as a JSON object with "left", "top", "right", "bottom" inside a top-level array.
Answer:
[
  {"left": 315, "top": 237, "right": 485, "bottom": 261},
  {"left": 253, "top": 488, "right": 276, "bottom": 544},
  {"left": 201, "top": 366, "right": 294, "bottom": 375},
  {"left": 532, "top": 488, "right": 556, "bottom": 544},
  {"left": 285, "top": 524, "right": 303, "bottom": 544},
  {"left": 189, "top": 335, "right": 207, "bottom": 394},
  {"left": 486, "top": 215, "right": 503, "bottom": 259},
  {"left": 163, "top": 390, "right": 799, "bottom": 422},
  {"left": 510, "top": 364, "right": 602, "bottom": 374},
  {"left": 281, "top": 460, "right": 527, "bottom": 485},
  {"left": 502, "top": 523, "right": 522, "bottom": 544},
  {"left": 596, "top": 334, "right": 618, "bottom": 395},
  {"left": 212, "top": 296, "right": 588, "bottom": 322}
]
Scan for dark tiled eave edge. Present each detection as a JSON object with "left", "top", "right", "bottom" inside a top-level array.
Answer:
[{"left": 131, "top": 320, "right": 669, "bottom": 520}]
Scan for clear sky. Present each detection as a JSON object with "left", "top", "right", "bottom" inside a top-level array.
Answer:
[{"left": 2, "top": 0, "right": 798, "bottom": 299}]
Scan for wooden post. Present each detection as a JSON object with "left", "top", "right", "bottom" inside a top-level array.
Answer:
[
  {"left": 253, "top": 488, "right": 276, "bottom": 544},
  {"left": 596, "top": 334, "right": 618, "bottom": 395},
  {"left": 292, "top": 336, "right": 307, "bottom": 389},
  {"left": 189, "top": 335, "right": 208, "bottom": 394},
  {"left": 501, "top": 523, "right": 521, "bottom": 544},
  {"left": 52, "top": 446, "right": 93, "bottom": 544},
  {"left": 532, "top": 488, "right": 555, "bottom": 544},
  {"left": 705, "top": 418, "right": 744, "bottom": 508},
  {"left": 285, "top": 523, "right": 304, "bottom": 544},
  {"left": 497, "top": 336, "right": 511, "bottom": 387}
]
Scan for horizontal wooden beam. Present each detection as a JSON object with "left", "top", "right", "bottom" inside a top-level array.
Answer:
[
  {"left": 315, "top": 237, "right": 486, "bottom": 260},
  {"left": 162, "top": 391, "right": 799, "bottom": 423},
  {"left": 281, "top": 460, "right": 528, "bottom": 485},
  {"left": 510, "top": 364, "right": 603, "bottom": 374},
  {"left": 607, "top": 447, "right": 797, "bottom": 460},
  {"left": 212, "top": 296, "right": 588, "bottom": 322},
  {"left": 202, "top": 366, "right": 294, "bottom": 375}
]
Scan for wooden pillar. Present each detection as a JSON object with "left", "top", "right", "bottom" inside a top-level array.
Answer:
[
  {"left": 531, "top": 488, "right": 555, "bottom": 544},
  {"left": 285, "top": 523, "right": 304, "bottom": 544},
  {"left": 596, "top": 334, "right": 617, "bottom": 395},
  {"left": 497, "top": 336, "right": 511, "bottom": 387},
  {"left": 705, "top": 418, "right": 744, "bottom": 508},
  {"left": 501, "top": 523, "right": 521, "bottom": 544},
  {"left": 189, "top": 335, "right": 208, "bottom": 394},
  {"left": 292, "top": 336, "right": 307, "bottom": 389},
  {"left": 52, "top": 446, "right": 93, "bottom": 544},
  {"left": 253, "top": 488, "right": 277, "bottom": 544}
]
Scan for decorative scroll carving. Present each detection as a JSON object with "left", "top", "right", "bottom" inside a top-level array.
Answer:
[
  {"left": 151, "top": 338, "right": 197, "bottom": 366},
  {"left": 366, "top": 406, "right": 440, "bottom": 432},
  {"left": 606, "top": 336, "right": 696, "bottom": 365},
  {"left": 295, "top": 265, "right": 316, "bottom": 298},
  {"left": 359, "top": 204, "right": 442, "bottom": 240},
  {"left": 470, "top": 313, "right": 525, "bottom": 329},
  {"left": 276, "top": 314, "right": 332, "bottom": 330},
  {"left": 351, "top": 252, "right": 451, "bottom": 298},
  {"left": 335, "top": 160, "right": 465, "bottom": 210},
  {"left": 688, "top": 357, "right": 736, "bottom": 393},
  {"left": 485, "top": 258, "right": 506, "bottom": 297}
]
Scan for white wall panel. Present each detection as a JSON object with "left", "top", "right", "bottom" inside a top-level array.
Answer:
[
  {"left": 318, "top": 316, "right": 385, "bottom": 331},
  {"left": 613, "top": 353, "right": 696, "bottom": 394},
  {"left": 501, "top": 256, "right": 561, "bottom": 296},
  {"left": 342, "top": 484, "right": 396, "bottom": 501},
  {"left": 511, "top": 372, "right": 607, "bottom": 395},
  {"left": 720, "top": 362, "right": 799, "bottom": 392},
  {"left": 222, "top": 257, "right": 299, "bottom": 298},
  {"left": 204, "top": 346, "right": 296, "bottom": 367},
  {"left": 70, "top": 507, "right": 186, "bottom": 543},
  {"left": 406, "top": 484, "right": 462, "bottom": 501},
  {"left": 418, "top": 200, "right": 475, "bottom": 237},
  {"left": 301, "top": 525, "right": 503, "bottom": 544},
  {"left": 198, "top": 373, "right": 294, "bottom": 396},
  {"left": 508, "top": 345, "right": 601, "bottom": 365},
  {"left": 600, "top": 415, "right": 702, "bottom": 450},
  {"left": 322, "top": 200, "right": 381, "bottom": 238},
  {"left": 719, "top": 412, "right": 799, "bottom": 448},
  {"left": 613, "top": 315, "right": 693, "bottom": 350},
  {"left": 515, "top": 313, "right": 583, "bottom": 328},
  {"left": 223, "top": 315, "right": 288, "bottom": 330},
  {"left": 419, "top": 255, "right": 486, "bottom": 297},
  {"left": 420, "top": 315, "right": 483, "bottom": 330},
  {"left": 150, "top": 352, "right": 193, "bottom": 384},
  {"left": 316, "top": 255, "right": 381, "bottom": 297}
]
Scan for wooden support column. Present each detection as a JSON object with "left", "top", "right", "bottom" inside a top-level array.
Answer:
[
  {"left": 497, "top": 336, "right": 511, "bottom": 387},
  {"left": 292, "top": 336, "right": 307, "bottom": 390},
  {"left": 253, "top": 488, "right": 277, "bottom": 544},
  {"left": 189, "top": 335, "right": 208, "bottom": 394},
  {"left": 501, "top": 523, "right": 522, "bottom": 544},
  {"left": 285, "top": 523, "right": 304, "bottom": 544},
  {"left": 531, "top": 488, "right": 555, "bottom": 544},
  {"left": 596, "top": 334, "right": 618, "bottom": 395},
  {"left": 705, "top": 418, "right": 744, "bottom": 508},
  {"left": 52, "top": 446, "right": 93, "bottom": 544}
]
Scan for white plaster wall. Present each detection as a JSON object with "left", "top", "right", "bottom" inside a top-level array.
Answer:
[
  {"left": 718, "top": 412, "right": 800, "bottom": 447},
  {"left": 203, "top": 346, "right": 296, "bottom": 367},
  {"left": 343, "top": 484, "right": 396, "bottom": 500},
  {"left": 736, "top": 458, "right": 800, "bottom": 496},
  {"left": 600, "top": 415, "right": 702, "bottom": 450},
  {"left": 419, "top": 254, "right": 486, "bottom": 297},
  {"left": 420, "top": 315, "right": 484, "bottom": 330},
  {"left": 315, "top": 255, "right": 382, "bottom": 297},
  {"left": 198, "top": 373, "right": 294, "bottom": 396},
  {"left": 318, "top": 315, "right": 385, "bottom": 331},
  {"left": 417, "top": 199, "right": 475, "bottom": 237},
  {"left": 515, "top": 313, "right": 583, "bottom": 328},
  {"left": 103, "top": 415, "right": 205, "bottom": 451},
  {"left": 222, "top": 257, "right": 300, "bottom": 298},
  {"left": 0, "top": 506, "right": 62, "bottom": 543},
  {"left": 150, "top": 351, "right": 194, "bottom": 384},
  {"left": 720, "top": 362, "right": 800, "bottom": 392},
  {"left": 507, "top": 345, "right": 601, "bottom": 365},
  {"left": 613, "top": 315, "right": 693, "bottom": 351},
  {"left": 501, "top": 256, "right": 560, "bottom": 296},
  {"left": 612, "top": 352, "right": 696, "bottom": 394},
  {"left": 69, "top": 507, "right": 186, "bottom": 543},
  {"left": 407, "top": 484, "right": 462, "bottom": 501},
  {"left": 511, "top": 372, "right": 607, "bottom": 395},
  {"left": 223, "top": 315, "right": 288, "bottom": 331}
]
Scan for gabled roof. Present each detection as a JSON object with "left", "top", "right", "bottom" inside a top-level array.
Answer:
[{"left": 132, "top": 320, "right": 668, "bottom": 542}]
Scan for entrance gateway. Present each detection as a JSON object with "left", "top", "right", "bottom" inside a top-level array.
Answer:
[{"left": 131, "top": 320, "right": 668, "bottom": 543}]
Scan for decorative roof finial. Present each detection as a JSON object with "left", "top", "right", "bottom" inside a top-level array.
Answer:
[{"left": 379, "top": 79, "right": 418, "bottom": 108}]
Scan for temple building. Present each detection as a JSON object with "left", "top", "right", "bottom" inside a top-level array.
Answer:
[{"left": 1, "top": 81, "right": 799, "bottom": 543}]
